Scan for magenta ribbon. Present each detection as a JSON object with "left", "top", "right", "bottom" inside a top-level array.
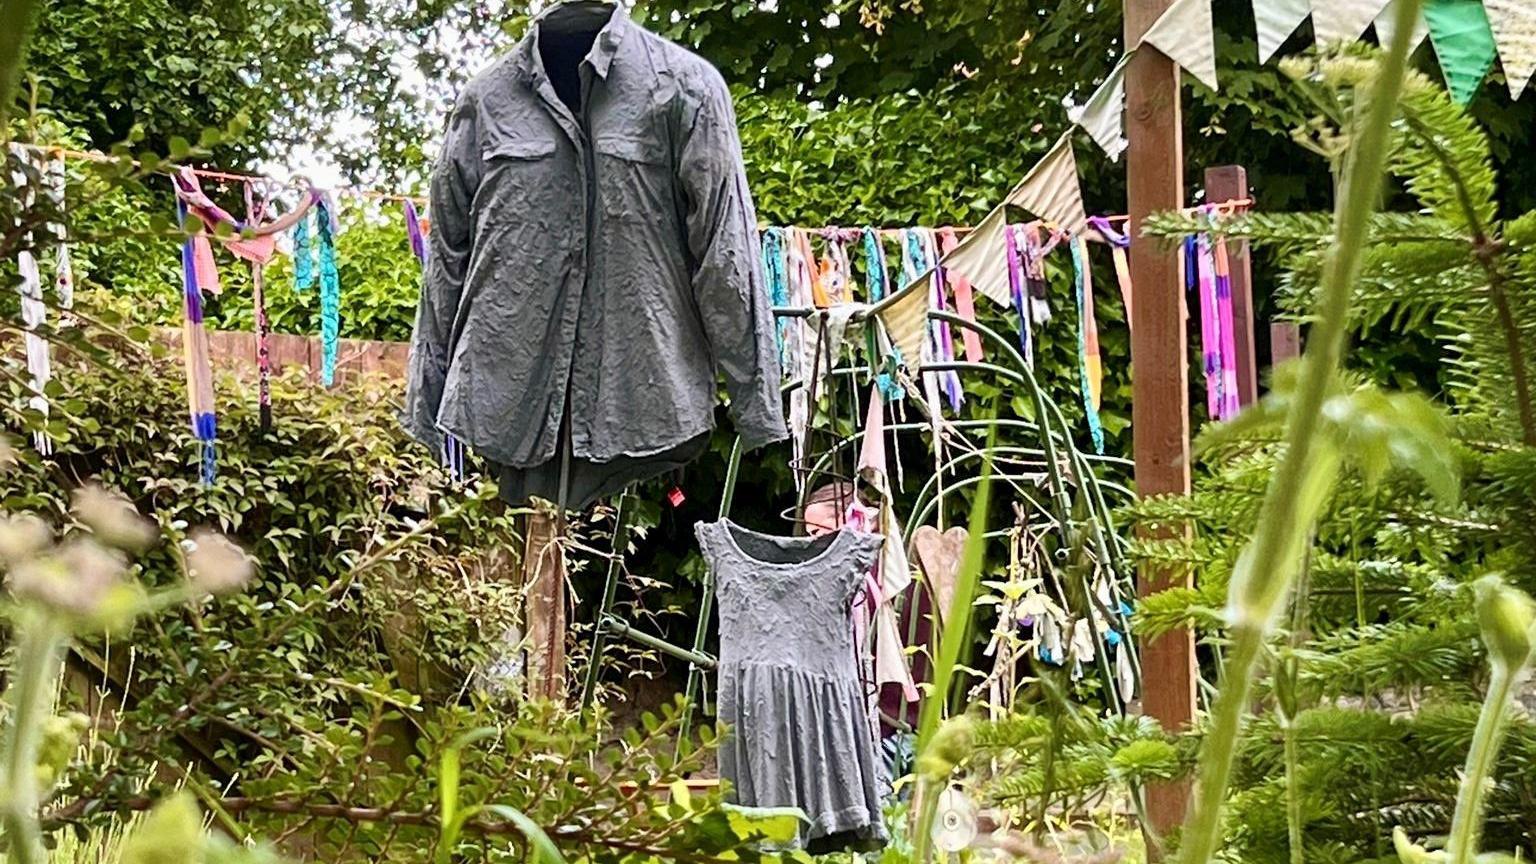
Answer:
[{"left": 1194, "top": 232, "right": 1223, "bottom": 419}]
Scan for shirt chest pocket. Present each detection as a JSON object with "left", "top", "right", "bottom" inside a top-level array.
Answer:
[
  {"left": 482, "top": 138, "right": 558, "bottom": 204},
  {"left": 595, "top": 135, "right": 671, "bottom": 223}
]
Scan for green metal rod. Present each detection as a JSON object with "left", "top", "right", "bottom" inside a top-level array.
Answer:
[
  {"left": 676, "top": 438, "right": 743, "bottom": 749},
  {"left": 581, "top": 492, "right": 632, "bottom": 709},
  {"left": 718, "top": 438, "right": 743, "bottom": 520},
  {"left": 929, "top": 310, "right": 1137, "bottom": 708},
  {"left": 602, "top": 615, "right": 717, "bottom": 669}
]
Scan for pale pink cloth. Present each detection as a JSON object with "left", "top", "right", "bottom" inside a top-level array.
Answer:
[{"left": 938, "top": 227, "right": 984, "bottom": 363}]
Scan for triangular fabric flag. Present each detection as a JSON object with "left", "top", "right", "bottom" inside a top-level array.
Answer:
[
  {"left": 1256, "top": 0, "right": 1312, "bottom": 64},
  {"left": 873, "top": 273, "right": 932, "bottom": 371},
  {"left": 1425, "top": 0, "right": 1499, "bottom": 105},
  {"left": 1004, "top": 133, "right": 1089, "bottom": 236},
  {"left": 1484, "top": 0, "right": 1536, "bottom": 99},
  {"left": 1312, "top": 0, "right": 1390, "bottom": 47},
  {"left": 1068, "top": 52, "right": 1131, "bottom": 161},
  {"left": 1138, "top": 0, "right": 1218, "bottom": 91},
  {"left": 940, "top": 207, "right": 1010, "bottom": 307},
  {"left": 1374, "top": 0, "right": 1430, "bottom": 53},
  {"left": 940, "top": 134, "right": 1088, "bottom": 307}
]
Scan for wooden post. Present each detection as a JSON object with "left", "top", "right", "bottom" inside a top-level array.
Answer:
[
  {"left": 1126, "top": 0, "right": 1195, "bottom": 841},
  {"left": 522, "top": 509, "right": 567, "bottom": 701},
  {"left": 1205, "top": 165, "right": 1259, "bottom": 408},
  {"left": 1271, "top": 322, "right": 1303, "bottom": 367}
]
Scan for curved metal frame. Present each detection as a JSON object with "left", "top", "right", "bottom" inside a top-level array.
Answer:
[{"left": 588, "top": 304, "right": 1142, "bottom": 743}]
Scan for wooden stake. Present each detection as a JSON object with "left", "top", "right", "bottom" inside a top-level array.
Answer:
[
  {"left": 1271, "top": 322, "right": 1303, "bottom": 367},
  {"left": 1126, "top": 0, "right": 1196, "bottom": 842},
  {"left": 522, "top": 509, "right": 567, "bottom": 701},
  {"left": 1205, "top": 165, "right": 1259, "bottom": 408}
]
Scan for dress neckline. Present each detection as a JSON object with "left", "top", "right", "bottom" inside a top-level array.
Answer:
[{"left": 717, "top": 518, "right": 850, "bottom": 569}]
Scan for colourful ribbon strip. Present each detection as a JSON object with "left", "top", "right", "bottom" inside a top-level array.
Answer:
[
  {"left": 794, "top": 229, "right": 830, "bottom": 308},
  {"left": 938, "top": 226, "right": 983, "bottom": 363},
  {"left": 247, "top": 183, "right": 274, "bottom": 431},
  {"left": 1004, "top": 223, "right": 1034, "bottom": 369},
  {"left": 1213, "top": 234, "right": 1241, "bottom": 419},
  {"left": 761, "top": 227, "right": 791, "bottom": 365},
  {"left": 45, "top": 158, "right": 73, "bottom": 310},
  {"left": 178, "top": 198, "right": 218, "bottom": 485},
  {"left": 1022, "top": 223, "right": 1055, "bottom": 327},
  {"left": 1190, "top": 233, "right": 1225, "bottom": 420},
  {"left": 1070, "top": 236, "right": 1105, "bottom": 454},
  {"left": 404, "top": 198, "right": 427, "bottom": 263},
  {"left": 293, "top": 194, "right": 342, "bottom": 387},
  {"left": 861, "top": 228, "right": 887, "bottom": 303},
  {"left": 404, "top": 199, "right": 465, "bottom": 480},
  {"left": 905, "top": 229, "right": 962, "bottom": 412},
  {"left": 1088, "top": 215, "right": 1133, "bottom": 327}
]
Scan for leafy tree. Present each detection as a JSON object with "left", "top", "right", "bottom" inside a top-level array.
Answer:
[{"left": 22, "top": 0, "right": 506, "bottom": 177}]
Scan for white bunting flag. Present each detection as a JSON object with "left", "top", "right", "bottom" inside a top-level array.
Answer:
[
  {"left": 1138, "top": 0, "right": 1219, "bottom": 91},
  {"left": 1255, "top": 0, "right": 1312, "bottom": 63},
  {"left": 940, "top": 134, "right": 1089, "bottom": 307},
  {"left": 1374, "top": 0, "right": 1430, "bottom": 54},
  {"left": 1312, "top": 0, "right": 1391, "bottom": 47},
  {"left": 1485, "top": 0, "right": 1536, "bottom": 99},
  {"left": 1068, "top": 52, "right": 1132, "bottom": 161}
]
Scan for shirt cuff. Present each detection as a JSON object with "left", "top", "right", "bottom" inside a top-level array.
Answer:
[{"left": 734, "top": 403, "right": 789, "bottom": 452}]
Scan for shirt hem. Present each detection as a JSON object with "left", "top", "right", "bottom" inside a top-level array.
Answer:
[{"left": 434, "top": 413, "right": 718, "bottom": 468}]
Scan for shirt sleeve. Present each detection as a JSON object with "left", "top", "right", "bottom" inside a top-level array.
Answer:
[
  {"left": 402, "top": 94, "right": 481, "bottom": 452},
  {"left": 676, "top": 74, "right": 787, "bottom": 452}
]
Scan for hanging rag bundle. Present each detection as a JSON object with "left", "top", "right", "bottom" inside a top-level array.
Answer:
[
  {"left": 1069, "top": 236, "right": 1105, "bottom": 454},
  {"left": 859, "top": 227, "right": 888, "bottom": 377},
  {"left": 783, "top": 229, "right": 817, "bottom": 482},
  {"left": 1022, "top": 224, "right": 1054, "bottom": 325},
  {"left": 1004, "top": 224, "right": 1035, "bottom": 369},
  {"left": 816, "top": 229, "right": 854, "bottom": 305},
  {"left": 861, "top": 228, "right": 888, "bottom": 303},
  {"left": 404, "top": 198, "right": 428, "bottom": 263}
]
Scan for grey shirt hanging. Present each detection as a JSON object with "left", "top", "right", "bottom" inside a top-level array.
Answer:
[
  {"left": 697, "top": 519, "right": 889, "bottom": 851},
  {"left": 401, "top": 4, "right": 785, "bottom": 504}
]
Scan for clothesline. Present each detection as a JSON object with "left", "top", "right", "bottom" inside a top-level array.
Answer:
[
  {"left": 14, "top": 143, "right": 428, "bottom": 205},
  {"left": 18, "top": 142, "right": 1254, "bottom": 232}
]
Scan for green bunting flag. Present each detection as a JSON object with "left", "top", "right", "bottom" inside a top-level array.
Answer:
[{"left": 1424, "top": 0, "right": 1499, "bottom": 104}]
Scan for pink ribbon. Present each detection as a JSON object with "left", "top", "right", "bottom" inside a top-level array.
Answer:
[{"left": 938, "top": 227, "right": 983, "bottom": 363}]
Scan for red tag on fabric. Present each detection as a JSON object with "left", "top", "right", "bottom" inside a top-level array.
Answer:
[{"left": 666, "top": 486, "right": 686, "bottom": 508}]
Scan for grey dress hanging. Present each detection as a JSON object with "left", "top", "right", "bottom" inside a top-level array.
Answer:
[{"left": 696, "top": 519, "right": 888, "bottom": 851}]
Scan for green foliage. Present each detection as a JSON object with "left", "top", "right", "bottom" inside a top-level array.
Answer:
[
  {"left": 1130, "top": 55, "right": 1536, "bottom": 863},
  {"left": 971, "top": 707, "right": 1182, "bottom": 815},
  {"left": 21, "top": 0, "right": 505, "bottom": 177},
  {"left": 0, "top": 337, "right": 805, "bottom": 861}
]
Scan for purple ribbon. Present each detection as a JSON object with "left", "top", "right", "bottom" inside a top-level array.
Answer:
[{"left": 405, "top": 200, "right": 427, "bottom": 264}]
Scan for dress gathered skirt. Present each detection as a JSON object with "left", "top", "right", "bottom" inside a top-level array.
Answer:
[{"left": 696, "top": 519, "right": 888, "bottom": 851}]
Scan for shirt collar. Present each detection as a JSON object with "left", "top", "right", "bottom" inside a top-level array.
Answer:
[{"left": 515, "top": 3, "right": 630, "bottom": 84}]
